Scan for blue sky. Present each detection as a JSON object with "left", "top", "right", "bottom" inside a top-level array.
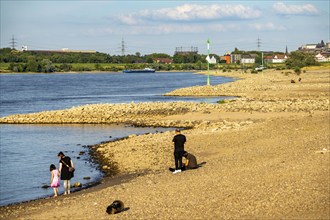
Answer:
[{"left": 1, "top": 1, "right": 329, "bottom": 55}]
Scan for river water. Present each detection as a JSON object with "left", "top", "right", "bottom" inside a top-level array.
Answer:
[{"left": 0, "top": 71, "right": 234, "bottom": 206}]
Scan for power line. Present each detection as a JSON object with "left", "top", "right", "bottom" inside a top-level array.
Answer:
[
  {"left": 121, "top": 38, "right": 126, "bottom": 56},
  {"left": 257, "top": 37, "right": 261, "bottom": 51},
  {"left": 10, "top": 35, "right": 17, "bottom": 49}
]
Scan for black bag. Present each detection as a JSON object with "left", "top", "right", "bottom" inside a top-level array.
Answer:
[
  {"left": 106, "top": 200, "right": 124, "bottom": 214},
  {"left": 69, "top": 167, "right": 75, "bottom": 178},
  {"left": 61, "top": 160, "right": 75, "bottom": 173}
]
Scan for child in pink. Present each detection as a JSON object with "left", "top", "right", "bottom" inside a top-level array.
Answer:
[{"left": 50, "top": 164, "right": 60, "bottom": 197}]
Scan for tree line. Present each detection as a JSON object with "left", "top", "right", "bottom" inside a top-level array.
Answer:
[{"left": 0, "top": 47, "right": 319, "bottom": 73}]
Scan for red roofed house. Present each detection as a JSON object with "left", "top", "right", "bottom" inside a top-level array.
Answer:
[
  {"left": 264, "top": 54, "right": 288, "bottom": 63},
  {"left": 315, "top": 53, "right": 330, "bottom": 62}
]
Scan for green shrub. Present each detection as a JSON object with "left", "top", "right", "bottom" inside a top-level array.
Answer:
[
  {"left": 294, "top": 67, "right": 301, "bottom": 74},
  {"left": 217, "top": 100, "right": 226, "bottom": 104}
]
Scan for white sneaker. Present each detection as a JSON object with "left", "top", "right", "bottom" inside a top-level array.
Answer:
[{"left": 173, "top": 169, "right": 181, "bottom": 174}]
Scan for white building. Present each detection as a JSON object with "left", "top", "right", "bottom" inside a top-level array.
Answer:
[
  {"left": 264, "top": 54, "right": 288, "bottom": 63},
  {"left": 301, "top": 44, "right": 317, "bottom": 50},
  {"left": 315, "top": 53, "right": 329, "bottom": 62},
  {"left": 241, "top": 54, "right": 255, "bottom": 64}
]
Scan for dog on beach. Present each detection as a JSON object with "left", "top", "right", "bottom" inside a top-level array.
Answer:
[{"left": 106, "top": 200, "right": 124, "bottom": 214}]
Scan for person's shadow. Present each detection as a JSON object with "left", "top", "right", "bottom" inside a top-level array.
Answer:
[
  {"left": 198, "top": 161, "right": 207, "bottom": 168},
  {"left": 121, "top": 207, "right": 130, "bottom": 212}
]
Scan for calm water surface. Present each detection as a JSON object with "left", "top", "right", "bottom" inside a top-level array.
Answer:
[{"left": 0, "top": 72, "right": 234, "bottom": 206}]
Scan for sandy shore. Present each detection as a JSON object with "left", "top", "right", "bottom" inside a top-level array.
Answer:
[{"left": 0, "top": 68, "right": 329, "bottom": 219}]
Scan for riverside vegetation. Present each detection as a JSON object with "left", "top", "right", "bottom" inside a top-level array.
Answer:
[
  {"left": 0, "top": 67, "right": 329, "bottom": 219},
  {"left": 0, "top": 47, "right": 322, "bottom": 73}
]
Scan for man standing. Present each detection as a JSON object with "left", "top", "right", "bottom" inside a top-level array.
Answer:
[{"left": 172, "top": 129, "right": 186, "bottom": 174}]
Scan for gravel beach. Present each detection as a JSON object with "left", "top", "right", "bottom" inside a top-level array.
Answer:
[{"left": 0, "top": 68, "right": 329, "bottom": 219}]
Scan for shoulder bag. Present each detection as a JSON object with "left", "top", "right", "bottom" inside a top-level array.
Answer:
[{"left": 61, "top": 159, "right": 75, "bottom": 173}]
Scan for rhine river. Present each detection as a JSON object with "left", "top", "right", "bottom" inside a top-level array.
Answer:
[{"left": 0, "top": 71, "right": 234, "bottom": 206}]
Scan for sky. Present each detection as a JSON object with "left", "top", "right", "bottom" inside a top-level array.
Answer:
[{"left": 1, "top": 0, "right": 329, "bottom": 55}]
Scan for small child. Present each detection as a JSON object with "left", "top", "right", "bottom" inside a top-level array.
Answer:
[{"left": 50, "top": 164, "right": 60, "bottom": 197}]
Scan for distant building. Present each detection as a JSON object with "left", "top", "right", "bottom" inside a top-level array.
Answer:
[
  {"left": 300, "top": 44, "right": 317, "bottom": 50},
  {"left": 175, "top": 46, "right": 198, "bottom": 55},
  {"left": 315, "top": 52, "right": 330, "bottom": 62},
  {"left": 230, "top": 54, "right": 242, "bottom": 64},
  {"left": 298, "top": 40, "right": 329, "bottom": 53},
  {"left": 153, "top": 58, "right": 173, "bottom": 64},
  {"left": 220, "top": 53, "right": 231, "bottom": 64},
  {"left": 21, "top": 48, "right": 97, "bottom": 54},
  {"left": 241, "top": 54, "right": 256, "bottom": 64},
  {"left": 264, "top": 54, "right": 288, "bottom": 63},
  {"left": 60, "top": 49, "right": 97, "bottom": 53}
]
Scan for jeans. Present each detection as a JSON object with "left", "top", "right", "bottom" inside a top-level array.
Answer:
[{"left": 174, "top": 151, "right": 184, "bottom": 170}]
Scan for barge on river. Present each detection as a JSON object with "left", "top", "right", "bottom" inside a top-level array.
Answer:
[{"left": 123, "top": 68, "right": 156, "bottom": 73}]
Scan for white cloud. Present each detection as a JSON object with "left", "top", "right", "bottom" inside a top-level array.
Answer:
[
  {"left": 116, "top": 14, "right": 140, "bottom": 25},
  {"left": 273, "top": 2, "right": 319, "bottom": 15},
  {"left": 116, "top": 3, "right": 261, "bottom": 25},
  {"left": 87, "top": 23, "right": 240, "bottom": 36},
  {"left": 155, "top": 23, "right": 240, "bottom": 34},
  {"left": 248, "top": 22, "right": 286, "bottom": 31}
]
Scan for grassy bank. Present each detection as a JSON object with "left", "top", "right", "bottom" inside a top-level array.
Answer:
[{"left": 1, "top": 62, "right": 329, "bottom": 74}]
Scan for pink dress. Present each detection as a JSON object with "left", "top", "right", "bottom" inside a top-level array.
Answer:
[{"left": 50, "top": 170, "right": 60, "bottom": 188}]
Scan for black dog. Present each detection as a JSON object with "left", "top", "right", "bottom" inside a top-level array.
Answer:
[{"left": 106, "top": 200, "right": 124, "bottom": 214}]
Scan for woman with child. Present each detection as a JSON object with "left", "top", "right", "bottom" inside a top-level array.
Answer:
[{"left": 57, "top": 151, "right": 75, "bottom": 195}]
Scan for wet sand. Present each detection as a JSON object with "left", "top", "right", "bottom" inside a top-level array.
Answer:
[{"left": 0, "top": 68, "right": 329, "bottom": 219}]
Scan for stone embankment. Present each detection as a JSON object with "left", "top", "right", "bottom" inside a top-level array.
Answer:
[
  {"left": 0, "top": 102, "right": 222, "bottom": 127},
  {"left": 0, "top": 96, "right": 329, "bottom": 127}
]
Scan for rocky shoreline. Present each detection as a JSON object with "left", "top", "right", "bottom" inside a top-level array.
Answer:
[{"left": 0, "top": 69, "right": 329, "bottom": 219}]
